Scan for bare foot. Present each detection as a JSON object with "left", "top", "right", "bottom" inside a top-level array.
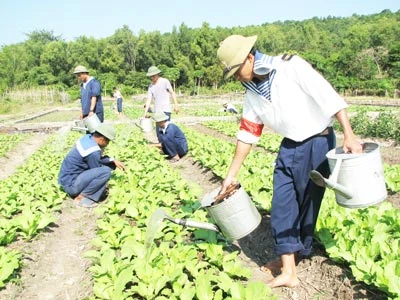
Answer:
[
  {"left": 268, "top": 271, "right": 300, "bottom": 288},
  {"left": 260, "top": 259, "right": 283, "bottom": 274}
]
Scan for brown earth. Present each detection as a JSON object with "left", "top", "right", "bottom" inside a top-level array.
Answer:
[{"left": 0, "top": 118, "right": 397, "bottom": 299}]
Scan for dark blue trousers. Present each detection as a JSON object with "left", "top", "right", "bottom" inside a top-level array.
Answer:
[
  {"left": 117, "top": 98, "right": 123, "bottom": 112},
  {"left": 61, "top": 166, "right": 111, "bottom": 202},
  {"left": 271, "top": 130, "right": 335, "bottom": 256}
]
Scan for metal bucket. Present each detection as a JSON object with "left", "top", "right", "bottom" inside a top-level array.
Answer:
[
  {"left": 139, "top": 118, "right": 153, "bottom": 132},
  {"left": 201, "top": 185, "right": 262, "bottom": 240},
  {"left": 326, "top": 142, "right": 387, "bottom": 208},
  {"left": 83, "top": 114, "right": 101, "bottom": 133}
]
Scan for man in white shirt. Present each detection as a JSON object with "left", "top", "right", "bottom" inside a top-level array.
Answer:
[
  {"left": 217, "top": 35, "right": 362, "bottom": 288},
  {"left": 143, "top": 66, "right": 179, "bottom": 120},
  {"left": 143, "top": 66, "right": 179, "bottom": 142}
]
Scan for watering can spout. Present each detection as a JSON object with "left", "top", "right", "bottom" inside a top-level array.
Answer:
[
  {"left": 164, "top": 215, "right": 220, "bottom": 233},
  {"left": 309, "top": 170, "right": 353, "bottom": 199}
]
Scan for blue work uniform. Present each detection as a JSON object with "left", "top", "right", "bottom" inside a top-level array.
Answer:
[
  {"left": 158, "top": 122, "right": 188, "bottom": 159},
  {"left": 81, "top": 78, "right": 104, "bottom": 122},
  {"left": 58, "top": 134, "right": 114, "bottom": 201}
]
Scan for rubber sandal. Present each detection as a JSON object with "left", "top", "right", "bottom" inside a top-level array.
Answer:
[{"left": 76, "top": 197, "right": 98, "bottom": 208}]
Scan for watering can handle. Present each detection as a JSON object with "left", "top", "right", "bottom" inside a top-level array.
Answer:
[{"left": 214, "top": 183, "right": 241, "bottom": 205}]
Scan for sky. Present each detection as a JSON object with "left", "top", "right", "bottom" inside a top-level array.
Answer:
[{"left": 0, "top": 0, "right": 398, "bottom": 46}]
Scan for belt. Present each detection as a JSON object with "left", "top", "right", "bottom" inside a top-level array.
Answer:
[{"left": 317, "top": 127, "right": 332, "bottom": 136}]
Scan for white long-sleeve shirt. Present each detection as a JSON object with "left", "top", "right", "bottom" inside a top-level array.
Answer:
[{"left": 237, "top": 55, "right": 347, "bottom": 143}]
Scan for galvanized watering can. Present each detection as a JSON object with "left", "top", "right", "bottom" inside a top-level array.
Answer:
[
  {"left": 83, "top": 114, "right": 101, "bottom": 133},
  {"left": 310, "top": 142, "right": 387, "bottom": 208},
  {"left": 71, "top": 114, "right": 101, "bottom": 133},
  {"left": 136, "top": 117, "right": 153, "bottom": 132},
  {"left": 160, "top": 183, "right": 262, "bottom": 240}
]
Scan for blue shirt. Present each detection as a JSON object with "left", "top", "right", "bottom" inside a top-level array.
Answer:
[
  {"left": 81, "top": 78, "right": 104, "bottom": 118},
  {"left": 58, "top": 134, "right": 113, "bottom": 187}
]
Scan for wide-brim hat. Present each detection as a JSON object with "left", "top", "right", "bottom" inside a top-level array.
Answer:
[
  {"left": 146, "top": 66, "right": 162, "bottom": 77},
  {"left": 152, "top": 112, "right": 169, "bottom": 122},
  {"left": 217, "top": 35, "right": 257, "bottom": 79},
  {"left": 73, "top": 65, "right": 89, "bottom": 74},
  {"left": 95, "top": 123, "right": 116, "bottom": 141}
]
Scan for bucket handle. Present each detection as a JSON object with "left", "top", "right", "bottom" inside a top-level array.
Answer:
[
  {"left": 214, "top": 183, "right": 241, "bottom": 205},
  {"left": 329, "top": 157, "right": 342, "bottom": 183}
]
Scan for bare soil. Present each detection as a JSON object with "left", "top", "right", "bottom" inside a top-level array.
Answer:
[{"left": 0, "top": 117, "right": 397, "bottom": 299}]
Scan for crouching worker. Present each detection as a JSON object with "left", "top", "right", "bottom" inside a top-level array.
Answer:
[
  {"left": 58, "top": 123, "right": 125, "bottom": 208},
  {"left": 152, "top": 112, "right": 188, "bottom": 162}
]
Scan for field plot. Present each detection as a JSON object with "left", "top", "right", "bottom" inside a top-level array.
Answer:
[{"left": 0, "top": 97, "right": 399, "bottom": 300}]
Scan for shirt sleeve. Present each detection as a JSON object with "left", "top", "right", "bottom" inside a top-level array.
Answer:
[
  {"left": 237, "top": 97, "right": 264, "bottom": 144},
  {"left": 165, "top": 79, "right": 173, "bottom": 92},
  {"left": 89, "top": 80, "right": 101, "bottom": 97}
]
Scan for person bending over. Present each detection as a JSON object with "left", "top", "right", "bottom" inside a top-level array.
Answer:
[
  {"left": 58, "top": 123, "right": 125, "bottom": 208},
  {"left": 151, "top": 112, "right": 188, "bottom": 162}
]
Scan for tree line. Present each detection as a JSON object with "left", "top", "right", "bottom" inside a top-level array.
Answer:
[{"left": 0, "top": 9, "right": 399, "bottom": 99}]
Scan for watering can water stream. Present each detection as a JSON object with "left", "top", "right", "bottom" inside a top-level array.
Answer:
[
  {"left": 155, "top": 183, "right": 262, "bottom": 240},
  {"left": 309, "top": 142, "right": 387, "bottom": 208}
]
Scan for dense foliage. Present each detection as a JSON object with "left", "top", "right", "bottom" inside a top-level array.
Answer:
[{"left": 0, "top": 10, "right": 399, "bottom": 98}]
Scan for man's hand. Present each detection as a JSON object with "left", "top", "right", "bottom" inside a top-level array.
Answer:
[
  {"left": 343, "top": 138, "right": 363, "bottom": 154},
  {"left": 114, "top": 160, "right": 126, "bottom": 171},
  {"left": 220, "top": 176, "right": 237, "bottom": 195}
]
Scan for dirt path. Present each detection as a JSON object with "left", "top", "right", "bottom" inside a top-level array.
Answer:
[
  {"left": 1, "top": 202, "right": 97, "bottom": 300},
  {"left": 0, "top": 129, "right": 97, "bottom": 300},
  {"left": 0, "top": 133, "right": 49, "bottom": 180}
]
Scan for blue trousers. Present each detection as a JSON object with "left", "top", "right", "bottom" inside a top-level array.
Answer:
[
  {"left": 271, "top": 130, "right": 335, "bottom": 256},
  {"left": 160, "top": 135, "right": 188, "bottom": 158},
  {"left": 61, "top": 166, "right": 111, "bottom": 202},
  {"left": 117, "top": 98, "right": 123, "bottom": 112}
]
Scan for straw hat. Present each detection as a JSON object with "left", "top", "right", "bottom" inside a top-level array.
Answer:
[
  {"left": 152, "top": 112, "right": 169, "bottom": 122},
  {"left": 73, "top": 65, "right": 89, "bottom": 74},
  {"left": 217, "top": 35, "right": 257, "bottom": 79},
  {"left": 146, "top": 66, "right": 162, "bottom": 76},
  {"left": 95, "top": 123, "right": 116, "bottom": 141}
]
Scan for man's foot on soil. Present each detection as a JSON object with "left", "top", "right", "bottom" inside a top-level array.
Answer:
[{"left": 267, "top": 272, "right": 300, "bottom": 288}]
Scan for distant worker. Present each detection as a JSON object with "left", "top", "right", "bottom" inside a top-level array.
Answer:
[
  {"left": 151, "top": 112, "right": 188, "bottom": 162},
  {"left": 113, "top": 87, "right": 123, "bottom": 116},
  {"left": 223, "top": 102, "right": 238, "bottom": 114},
  {"left": 73, "top": 65, "right": 104, "bottom": 122},
  {"left": 143, "top": 66, "right": 179, "bottom": 119},
  {"left": 58, "top": 123, "right": 125, "bottom": 208}
]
